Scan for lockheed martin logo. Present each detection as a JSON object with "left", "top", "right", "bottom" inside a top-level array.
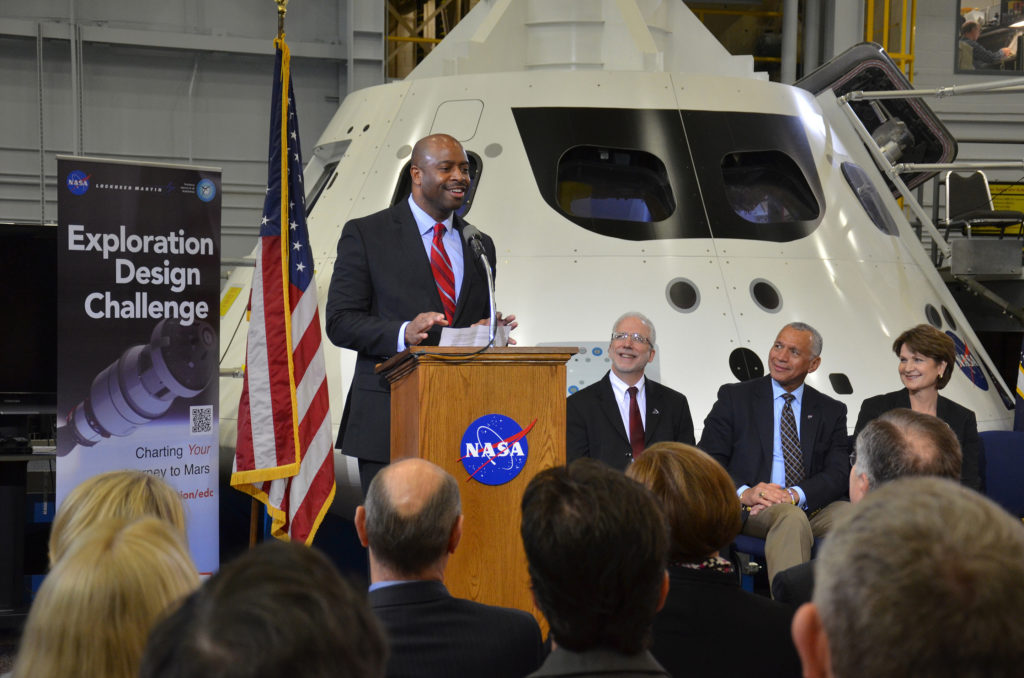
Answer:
[{"left": 459, "top": 414, "right": 535, "bottom": 486}]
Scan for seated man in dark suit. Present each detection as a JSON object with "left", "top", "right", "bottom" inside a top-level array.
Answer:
[
  {"left": 792, "top": 477, "right": 1024, "bottom": 678},
  {"left": 773, "top": 408, "right": 962, "bottom": 607},
  {"left": 567, "top": 312, "right": 694, "bottom": 470},
  {"left": 521, "top": 459, "right": 671, "bottom": 677},
  {"left": 355, "top": 458, "right": 544, "bottom": 678},
  {"left": 699, "top": 322, "right": 849, "bottom": 589}
]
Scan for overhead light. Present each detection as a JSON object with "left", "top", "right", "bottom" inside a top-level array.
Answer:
[{"left": 1011, "top": 20, "right": 1024, "bottom": 28}]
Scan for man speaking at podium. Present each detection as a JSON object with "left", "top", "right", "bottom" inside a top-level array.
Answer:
[{"left": 326, "top": 134, "right": 514, "bottom": 494}]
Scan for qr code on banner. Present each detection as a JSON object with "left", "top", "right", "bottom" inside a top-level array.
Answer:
[{"left": 190, "top": 405, "right": 213, "bottom": 435}]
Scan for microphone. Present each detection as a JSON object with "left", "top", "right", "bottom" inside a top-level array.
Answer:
[{"left": 463, "top": 224, "right": 496, "bottom": 347}]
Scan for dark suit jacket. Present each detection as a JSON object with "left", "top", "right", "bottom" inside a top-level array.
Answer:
[
  {"left": 698, "top": 376, "right": 850, "bottom": 512},
  {"left": 325, "top": 201, "right": 495, "bottom": 462},
  {"left": 771, "top": 561, "right": 815, "bottom": 609},
  {"left": 853, "top": 389, "right": 981, "bottom": 490},
  {"left": 566, "top": 373, "right": 695, "bottom": 471},
  {"left": 370, "top": 580, "right": 544, "bottom": 678},
  {"left": 530, "top": 648, "right": 669, "bottom": 677},
  {"left": 652, "top": 566, "right": 801, "bottom": 678}
]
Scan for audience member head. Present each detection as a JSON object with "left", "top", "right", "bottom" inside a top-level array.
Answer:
[
  {"left": 520, "top": 459, "right": 668, "bottom": 655},
  {"left": 355, "top": 458, "right": 462, "bottom": 581},
  {"left": 793, "top": 477, "right": 1024, "bottom": 678},
  {"left": 49, "top": 469, "right": 185, "bottom": 565},
  {"left": 850, "top": 408, "right": 961, "bottom": 502},
  {"left": 769, "top": 322, "right": 823, "bottom": 391},
  {"left": 627, "top": 442, "right": 741, "bottom": 563},
  {"left": 13, "top": 517, "right": 198, "bottom": 678},
  {"left": 891, "top": 324, "right": 956, "bottom": 389},
  {"left": 139, "top": 540, "right": 386, "bottom": 678}
]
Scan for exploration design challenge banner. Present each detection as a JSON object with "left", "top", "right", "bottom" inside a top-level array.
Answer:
[{"left": 56, "top": 157, "right": 221, "bottom": 574}]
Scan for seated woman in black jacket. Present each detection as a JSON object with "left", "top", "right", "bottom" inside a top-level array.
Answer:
[
  {"left": 854, "top": 324, "right": 981, "bottom": 490},
  {"left": 627, "top": 442, "right": 801, "bottom": 678}
]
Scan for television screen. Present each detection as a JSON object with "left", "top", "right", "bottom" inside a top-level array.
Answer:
[{"left": 0, "top": 223, "right": 58, "bottom": 413}]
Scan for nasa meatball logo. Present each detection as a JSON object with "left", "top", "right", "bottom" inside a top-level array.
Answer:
[
  {"left": 196, "top": 178, "right": 216, "bottom": 202},
  {"left": 946, "top": 331, "right": 988, "bottom": 391},
  {"left": 459, "top": 414, "right": 535, "bottom": 486},
  {"left": 66, "top": 170, "right": 90, "bottom": 195}
]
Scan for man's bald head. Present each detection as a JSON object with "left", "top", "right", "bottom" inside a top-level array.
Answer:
[
  {"left": 408, "top": 134, "right": 470, "bottom": 222},
  {"left": 850, "top": 408, "right": 962, "bottom": 502},
  {"left": 410, "top": 134, "right": 462, "bottom": 167},
  {"left": 362, "top": 459, "right": 461, "bottom": 577}
]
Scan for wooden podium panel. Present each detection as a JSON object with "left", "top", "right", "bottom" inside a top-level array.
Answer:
[{"left": 378, "top": 346, "right": 576, "bottom": 623}]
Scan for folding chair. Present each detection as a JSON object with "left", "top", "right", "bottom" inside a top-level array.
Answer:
[{"left": 945, "top": 170, "right": 1024, "bottom": 238}]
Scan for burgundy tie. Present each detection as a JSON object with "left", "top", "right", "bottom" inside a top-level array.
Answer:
[
  {"left": 628, "top": 386, "right": 644, "bottom": 459},
  {"left": 430, "top": 223, "right": 456, "bottom": 323}
]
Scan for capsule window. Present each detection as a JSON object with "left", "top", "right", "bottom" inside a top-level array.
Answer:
[
  {"left": 721, "top": 150, "right": 820, "bottom": 224},
  {"left": 556, "top": 146, "right": 675, "bottom": 223}
]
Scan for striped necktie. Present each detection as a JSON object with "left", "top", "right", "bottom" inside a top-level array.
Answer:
[
  {"left": 430, "top": 223, "right": 456, "bottom": 322},
  {"left": 780, "top": 393, "right": 804, "bottom": 486}
]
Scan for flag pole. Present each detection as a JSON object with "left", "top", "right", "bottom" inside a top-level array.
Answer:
[
  {"left": 277, "top": 0, "right": 288, "bottom": 39},
  {"left": 248, "top": 0, "right": 291, "bottom": 548}
]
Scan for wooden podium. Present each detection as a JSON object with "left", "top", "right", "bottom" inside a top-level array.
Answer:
[{"left": 377, "top": 346, "right": 577, "bottom": 621}]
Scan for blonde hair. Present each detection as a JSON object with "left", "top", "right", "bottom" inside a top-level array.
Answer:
[
  {"left": 49, "top": 469, "right": 185, "bottom": 565},
  {"left": 13, "top": 517, "right": 199, "bottom": 678}
]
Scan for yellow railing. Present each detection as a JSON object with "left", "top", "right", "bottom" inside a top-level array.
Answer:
[{"left": 866, "top": 0, "right": 917, "bottom": 82}]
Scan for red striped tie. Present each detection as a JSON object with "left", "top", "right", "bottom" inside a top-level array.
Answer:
[{"left": 430, "top": 223, "right": 456, "bottom": 323}]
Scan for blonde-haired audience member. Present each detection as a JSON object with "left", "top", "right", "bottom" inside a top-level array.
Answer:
[
  {"left": 627, "top": 442, "right": 801, "bottom": 678},
  {"left": 48, "top": 469, "right": 185, "bottom": 564},
  {"left": 12, "top": 517, "right": 198, "bottom": 678}
]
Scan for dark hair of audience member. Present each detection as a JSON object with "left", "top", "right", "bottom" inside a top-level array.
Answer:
[
  {"left": 13, "top": 517, "right": 198, "bottom": 678},
  {"left": 520, "top": 459, "right": 668, "bottom": 655},
  {"left": 139, "top": 540, "right": 387, "bottom": 678},
  {"left": 627, "top": 442, "right": 742, "bottom": 563}
]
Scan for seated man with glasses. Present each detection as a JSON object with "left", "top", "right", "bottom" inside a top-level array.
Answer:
[{"left": 567, "top": 312, "right": 694, "bottom": 470}]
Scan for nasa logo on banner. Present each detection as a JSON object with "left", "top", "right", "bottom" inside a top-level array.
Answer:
[
  {"left": 459, "top": 414, "right": 536, "bottom": 486},
  {"left": 66, "top": 170, "right": 90, "bottom": 195},
  {"left": 947, "top": 331, "right": 988, "bottom": 391}
]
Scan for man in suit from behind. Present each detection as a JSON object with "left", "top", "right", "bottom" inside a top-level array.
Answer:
[
  {"left": 520, "top": 459, "right": 671, "bottom": 677},
  {"left": 772, "top": 408, "right": 962, "bottom": 607},
  {"left": 326, "top": 133, "right": 515, "bottom": 495},
  {"left": 698, "top": 322, "right": 849, "bottom": 589},
  {"left": 792, "top": 477, "right": 1024, "bottom": 678},
  {"left": 355, "top": 458, "right": 545, "bottom": 678},
  {"left": 566, "top": 312, "right": 694, "bottom": 470}
]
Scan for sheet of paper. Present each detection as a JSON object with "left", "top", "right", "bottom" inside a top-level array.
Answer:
[{"left": 439, "top": 324, "right": 509, "bottom": 347}]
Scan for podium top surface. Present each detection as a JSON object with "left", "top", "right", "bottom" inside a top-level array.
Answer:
[{"left": 377, "top": 346, "right": 580, "bottom": 381}]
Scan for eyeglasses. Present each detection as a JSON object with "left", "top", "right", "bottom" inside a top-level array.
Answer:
[{"left": 611, "top": 332, "right": 652, "bottom": 347}]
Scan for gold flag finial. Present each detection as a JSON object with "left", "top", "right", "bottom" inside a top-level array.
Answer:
[{"left": 276, "top": 0, "right": 288, "bottom": 38}]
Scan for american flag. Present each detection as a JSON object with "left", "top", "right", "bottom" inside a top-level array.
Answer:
[{"left": 232, "top": 36, "right": 335, "bottom": 544}]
